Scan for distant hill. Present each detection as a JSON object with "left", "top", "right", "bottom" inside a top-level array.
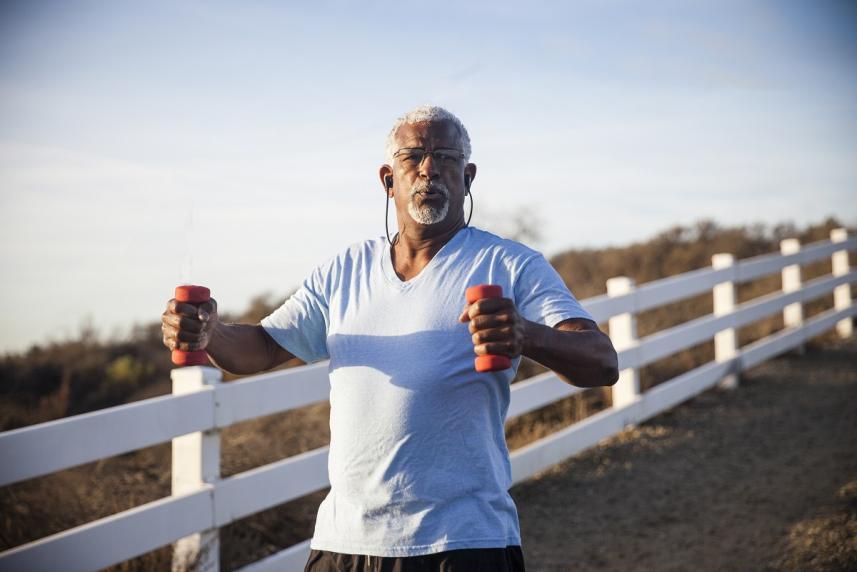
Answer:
[{"left": 550, "top": 217, "right": 851, "bottom": 300}]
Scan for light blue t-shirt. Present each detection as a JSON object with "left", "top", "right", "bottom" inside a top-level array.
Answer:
[{"left": 261, "top": 226, "right": 593, "bottom": 557}]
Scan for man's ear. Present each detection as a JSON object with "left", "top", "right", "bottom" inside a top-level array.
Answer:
[
  {"left": 464, "top": 163, "right": 477, "bottom": 190},
  {"left": 379, "top": 165, "right": 394, "bottom": 198}
]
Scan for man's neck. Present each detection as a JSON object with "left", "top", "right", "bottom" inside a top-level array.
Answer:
[{"left": 390, "top": 220, "right": 465, "bottom": 281}]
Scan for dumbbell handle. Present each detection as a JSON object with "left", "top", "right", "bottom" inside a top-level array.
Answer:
[
  {"left": 172, "top": 285, "right": 211, "bottom": 366},
  {"left": 465, "top": 284, "right": 513, "bottom": 372}
]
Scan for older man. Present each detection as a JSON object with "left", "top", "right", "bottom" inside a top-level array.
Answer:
[{"left": 162, "top": 105, "right": 618, "bottom": 571}]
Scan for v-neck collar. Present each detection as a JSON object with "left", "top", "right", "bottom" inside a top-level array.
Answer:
[{"left": 381, "top": 227, "right": 470, "bottom": 290}]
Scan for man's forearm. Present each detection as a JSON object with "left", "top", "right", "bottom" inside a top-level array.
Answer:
[
  {"left": 522, "top": 320, "right": 619, "bottom": 387},
  {"left": 206, "top": 323, "right": 279, "bottom": 375}
]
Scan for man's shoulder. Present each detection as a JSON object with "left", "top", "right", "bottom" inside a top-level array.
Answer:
[
  {"left": 465, "top": 226, "right": 543, "bottom": 262},
  {"left": 341, "top": 235, "right": 385, "bottom": 258},
  {"left": 321, "top": 236, "right": 386, "bottom": 267},
  {"left": 305, "top": 237, "right": 384, "bottom": 286}
]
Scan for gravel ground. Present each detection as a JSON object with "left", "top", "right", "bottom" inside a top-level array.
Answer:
[{"left": 512, "top": 337, "right": 857, "bottom": 572}]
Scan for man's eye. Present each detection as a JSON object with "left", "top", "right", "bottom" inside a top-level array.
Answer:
[{"left": 402, "top": 153, "right": 422, "bottom": 163}]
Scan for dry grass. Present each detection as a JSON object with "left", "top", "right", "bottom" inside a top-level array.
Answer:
[{"left": 769, "top": 480, "right": 857, "bottom": 571}]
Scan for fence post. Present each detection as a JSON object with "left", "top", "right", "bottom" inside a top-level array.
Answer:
[
  {"left": 172, "top": 366, "right": 222, "bottom": 572},
  {"left": 831, "top": 228, "right": 853, "bottom": 339},
  {"left": 781, "top": 238, "right": 804, "bottom": 354},
  {"left": 607, "top": 276, "right": 640, "bottom": 410},
  {"left": 712, "top": 253, "right": 738, "bottom": 390}
]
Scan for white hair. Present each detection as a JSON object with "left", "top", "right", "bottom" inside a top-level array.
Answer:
[{"left": 384, "top": 105, "right": 472, "bottom": 164}]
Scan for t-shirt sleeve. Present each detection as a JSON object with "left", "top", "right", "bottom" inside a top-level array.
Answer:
[
  {"left": 260, "top": 265, "right": 331, "bottom": 363},
  {"left": 514, "top": 254, "right": 594, "bottom": 327}
]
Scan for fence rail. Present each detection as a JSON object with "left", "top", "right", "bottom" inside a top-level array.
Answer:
[{"left": 1, "top": 230, "right": 854, "bottom": 572}]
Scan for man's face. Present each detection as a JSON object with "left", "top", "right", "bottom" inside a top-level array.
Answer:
[{"left": 390, "top": 120, "right": 470, "bottom": 229}]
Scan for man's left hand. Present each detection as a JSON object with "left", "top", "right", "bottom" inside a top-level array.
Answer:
[{"left": 458, "top": 297, "right": 526, "bottom": 358}]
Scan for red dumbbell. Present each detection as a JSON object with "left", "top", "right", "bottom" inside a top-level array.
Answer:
[
  {"left": 171, "top": 285, "right": 211, "bottom": 366},
  {"left": 465, "top": 284, "right": 513, "bottom": 373}
]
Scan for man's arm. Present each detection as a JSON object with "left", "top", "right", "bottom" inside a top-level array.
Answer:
[
  {"left": 522, "top": 317, "right": 619, "bottom": 387},
  {"left": 206, "top": 322, "right": 296, "bottom": 375},
  {"left": 460, "top": 299, "right": 619, "bottom": 388},
  {"left": 162, "top": 298, "right": 295, "bottom": 376}
]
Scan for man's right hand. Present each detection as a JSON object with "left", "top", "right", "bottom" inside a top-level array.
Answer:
[{"left": 161, "top": 298, "right": 219, "bottom": 353}]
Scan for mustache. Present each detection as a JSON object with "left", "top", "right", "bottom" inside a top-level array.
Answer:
[{"left": 409, "top": 180, "right": 449, "bottom": 198}]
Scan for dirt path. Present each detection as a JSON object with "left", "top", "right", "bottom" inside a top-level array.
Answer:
[{"left": 512, "top": 337, "right": 857, "bottom": 572}]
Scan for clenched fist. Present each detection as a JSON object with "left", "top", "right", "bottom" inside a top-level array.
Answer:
[
  {"left": 458, "top": 296, "right": 526, "bottom": 358},
  {"left": 161, "top": 297, "right": 219, "bottom": 353}
]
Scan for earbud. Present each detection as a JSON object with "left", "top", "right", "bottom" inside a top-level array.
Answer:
[
  {"left": 464, "top": 175, "right": 471, "bottom": 194},
  {"left": 385, "top": 176, "right": 393, "bottom": 189}
]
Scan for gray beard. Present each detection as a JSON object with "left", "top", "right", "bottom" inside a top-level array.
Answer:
[{"left": 407, "top": 181, "right": 450, "bottom": 225}]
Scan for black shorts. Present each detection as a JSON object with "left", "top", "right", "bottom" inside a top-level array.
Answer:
[{"left": 304, "top": 545, "right": 526, "bottom": 571}]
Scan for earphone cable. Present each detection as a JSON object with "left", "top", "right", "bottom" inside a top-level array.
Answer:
[
  {"left": 465, "top": 189, "right": 473, "bottom": 228},
  {"left": 385, "top": 193, "right": 398, "bottom": 248}
]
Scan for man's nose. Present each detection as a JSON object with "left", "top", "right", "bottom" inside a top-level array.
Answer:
[{"left": 418, "top": 154, "right": 440, "bottom": 180}]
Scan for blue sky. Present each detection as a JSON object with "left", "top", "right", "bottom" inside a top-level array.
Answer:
[{"left": 1, "top": 0, "right": 856, "bottom": 353}]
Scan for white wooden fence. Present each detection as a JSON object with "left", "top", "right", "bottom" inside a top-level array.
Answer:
[{"left": 1, "top": 229, "right": 855, "bottom": 572}]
